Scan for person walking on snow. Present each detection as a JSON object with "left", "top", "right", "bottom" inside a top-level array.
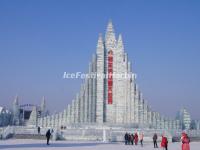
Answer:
[
  {"left": 181, "top": 132, "right": 190, "bottom": 150},
  {"left": 161, "top": 135, "right": 168, "bottom": 150},
  {"left": 153, "top": 133, "right": 158, "bottom": 148},
  {"left": 37, "top": 126, "right": 40, "bottom": 134},
  {"left": 46, "top": 129, "right": 51, "bottom": 145},
  {"left": 131, "top": 134, "right": 134, "bottom": 145},
  {"left": 140, "top": 132, "right": 144, "bottom": 147},
  {"left": 134, "top": 132, "right": 138, "bottom": 145},
  {"left": 124, "top": 132, "right": 128, "bottom": 145}
]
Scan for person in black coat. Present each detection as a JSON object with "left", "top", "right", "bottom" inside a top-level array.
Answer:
[
  {"left": 37, "top": 126, "right": 40, "bottom": 134},
  {"left": 128, "top": 134, "right": 131, "bottom": 145},
  {"left": 153, "top": 133, "right": 158, "bottom": 148},
  {"left": 131, "top": 134, "right": 134, "bottom": 145},
  {"left": 124, "top": 132, "right": 129, "bottom": 145},
  {"left": 46, "top": 129, "right": 51, "bottom": 145}
]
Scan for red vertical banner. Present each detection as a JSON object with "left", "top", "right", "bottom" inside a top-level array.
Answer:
[{"left": 108, "top": 50, "right": 113, "bottom": 104}]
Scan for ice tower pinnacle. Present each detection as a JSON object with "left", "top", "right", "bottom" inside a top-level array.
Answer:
[{"left": 105, "top": 20, "right": 116, "bottom": 51}]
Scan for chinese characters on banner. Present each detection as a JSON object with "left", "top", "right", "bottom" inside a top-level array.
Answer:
[{"left": 108, "top": 50, "right": 113, "bottom": 104}]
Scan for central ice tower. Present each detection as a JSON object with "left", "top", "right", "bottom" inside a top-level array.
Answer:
[
  {"left": 38, "top": 21, "right": 181, "bottom": 130},
  {"left": 96, "top": 20, "right": 137, "bottom": 124}
]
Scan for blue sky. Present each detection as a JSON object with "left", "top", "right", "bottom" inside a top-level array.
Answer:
[{"left": 0, "top": 0, "right": 200, "bottom": 119}]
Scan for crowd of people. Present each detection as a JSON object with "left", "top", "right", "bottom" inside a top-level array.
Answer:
[
  {"left": 124, "top": 131, "right": 190, "bottom": 150},
  {"left": 124, "top": 132, "right": 144, "bottom": 146}
]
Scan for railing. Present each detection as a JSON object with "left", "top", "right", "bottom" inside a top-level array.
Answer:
[{"left": 0, "top": 126, "right": 14, "bottom": 139}]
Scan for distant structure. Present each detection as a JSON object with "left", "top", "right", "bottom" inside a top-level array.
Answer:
[
  {"left": 192, "top": 120, "right": 200, "bottom": 130},
  {"left": 0, "top": 96, "right": 48, "bottom": 127},
  {"left": 10, "top": 96, "right": 48, "bottom": 126},
  {"left": 40, "top": 96, "right": 46, "bottom": 118},
  {"left": 38, "top": 21, "right": 182, "bottom": 130},
  {"left": 0, "top": 106, "right": 12, "bottom": 126},
  {"left": 176, "top": 108, "right": 191, "bottom": 130}
]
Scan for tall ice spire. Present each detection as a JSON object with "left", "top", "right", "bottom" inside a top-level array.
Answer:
[
  {"left": 12, "top": 95, "right": 20, "bottom": 125},
  {"left": 105, "top": 20, "right": 116, "bottom": 51},
  {"left": 13, "top": 95, "right": 19, "bottom": 105},
  {"left": 96, "top": 33, "right": 104, "bottom": 53},
  {"left": 96, "top": 33, "right": 105, "bottom": 124},
  {"left": 106, "top": 20, "right": 115, "bottom": 35},
  {"left": 41, "top": 96, "right": 46, "bottom": 111},
  {"left": 117, "top": 34, "right": 124, "bottom": 52}
]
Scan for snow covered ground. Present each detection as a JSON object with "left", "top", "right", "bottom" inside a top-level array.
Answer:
[{"left": 0, "top": 139, "right": 199, "bottom": 150}]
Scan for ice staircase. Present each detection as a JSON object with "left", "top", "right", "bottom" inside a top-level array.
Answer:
[{"left": 0, "top": 126, "right": 48, "bottom": 140}]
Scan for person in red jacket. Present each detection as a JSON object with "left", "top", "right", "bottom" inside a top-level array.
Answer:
[
  {"left": 134, "top": 132, "right": 138, "bottom": 145},
  {"left": 161, "top": 135, "right": 168, "bottom": 150},
  {"left": 181, "top": 132, "right": 190, "bottom": 150}
]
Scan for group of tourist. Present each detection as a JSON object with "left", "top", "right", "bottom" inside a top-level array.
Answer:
[
  {"left": 124, "top": 132, "right": 144, "bottom": 146},
  {"left": 43, "top": 127, "right": 190, "bottom": 149},
  {"left": 124, "top": 132, "right": 190, "bottom": 150}
]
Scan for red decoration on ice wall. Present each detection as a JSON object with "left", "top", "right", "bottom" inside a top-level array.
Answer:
[{"left": 108, "top": 50, "right": 113, "bottom": 104}]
